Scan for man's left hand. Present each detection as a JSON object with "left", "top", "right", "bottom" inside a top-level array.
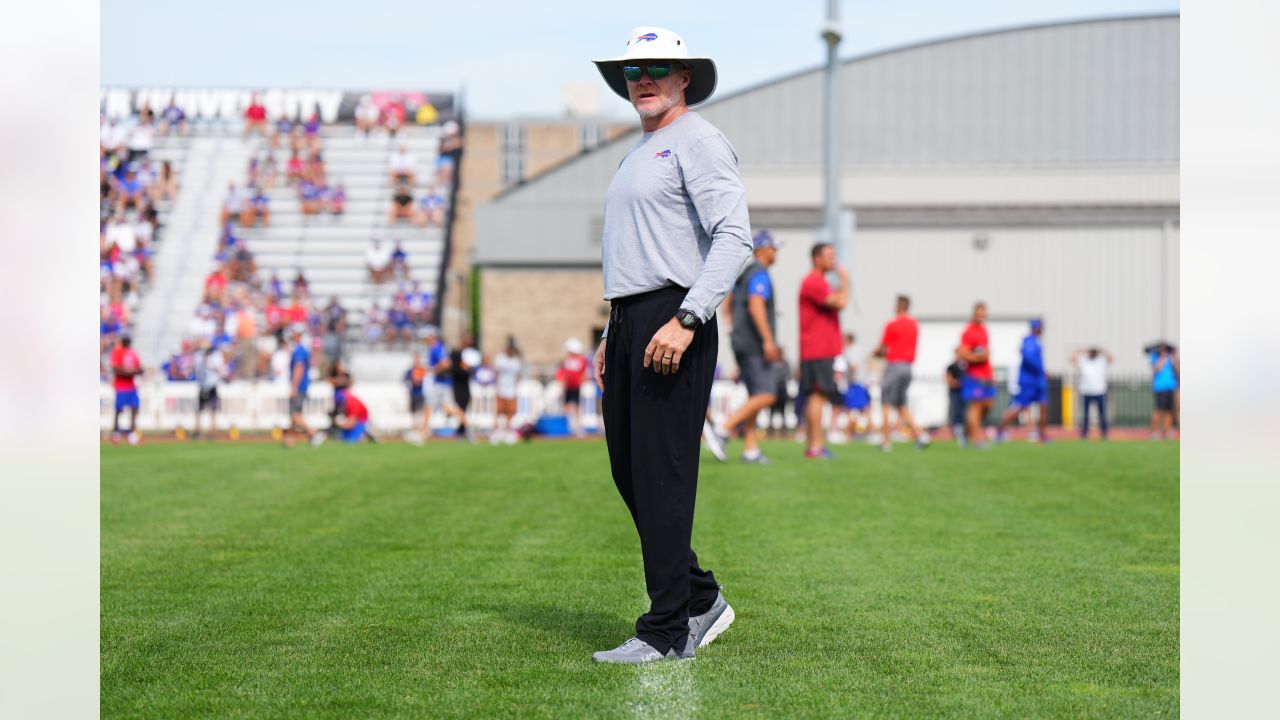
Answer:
[{"left": 644, "top": 318, "right": 695, "bottom": 375}]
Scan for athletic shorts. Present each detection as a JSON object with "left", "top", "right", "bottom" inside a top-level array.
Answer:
[
  {"left": 1010, "top": 383, "right": 1048, "bottom": 408},
  {"left": 428, "top": 382, "right": 454, "bottom": 411},
  {"left": 735, "top": 352, "right": 778, "bottom": 397},
  {"left": 410, "top": 393, "right": 424, "bottom": 413},
  {"left": 114, "top": 389, "right": 140, "bottom": 411},
  {"left": 564, "top": 387, "right": 581, "bottom": 406},
  {"left": 341, "top": 422, "right": 367, "bottom": 443},
  {"left": 1154, "top": 390, "right": 1175, "bottom": 411},
  {"left": 198, "top": 387, "right": 219, "bottom": 411},
  {"left": 880, "top": 362, "right": 913, "bottom": 407},
  {"left": 844, "top": 384, "right": 870, "bottom": 411},
  {"left": 288, "top": 393, "right": 305, "bottom": 414},
  {"left": 453, "top": 383, "right": 471, "bottom": 410},
  {"left": 962, "top": 377, "right": 996, "bottom": 403},
  {"left": 799, "top": 358, "right": 842, "bottom": 402}
]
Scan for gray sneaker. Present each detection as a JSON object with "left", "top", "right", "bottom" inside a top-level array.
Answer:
[
  {"left": 688, "top": 592, "right": 735, "bottom": 648},
  {"left": 592, "top": 637, "right": 693, "bottom": 664}
]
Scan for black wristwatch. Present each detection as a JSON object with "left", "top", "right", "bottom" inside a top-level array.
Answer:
[{"left": 675, "top": 309, "right": 702, "bottom": 330}]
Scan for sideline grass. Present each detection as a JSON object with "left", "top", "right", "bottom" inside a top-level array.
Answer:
[{"left": 102, "top": 439, "right": 1178, "bottom": 718}]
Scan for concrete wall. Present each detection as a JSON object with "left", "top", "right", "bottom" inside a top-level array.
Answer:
[{"left": 477, "top": 268, "right": 609, "bottom": 372}]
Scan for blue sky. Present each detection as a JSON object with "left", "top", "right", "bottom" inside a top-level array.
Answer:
[{"left": 102, "top": 0, "right": 1178, "bottom": 119}]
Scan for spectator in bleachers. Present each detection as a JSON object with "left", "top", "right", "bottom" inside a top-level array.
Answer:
[
  {"left": 387, "top": 293, "right": 413, "bottom": 348},
  {"left": 284, "top": 292, "right": 311, "bottom": 328},
  {"left": 135, "top": 158, "right": 157, "bottom": 196},
  {"left": 286, "top": 150, "right": 305, "bottom": 184},
  {"left": 363, "top": 301, "right": 386, "bottom": 345},
  {"left": 388, "top": 184, "right": 415, "bottom": 224},
  {"left": 243, "top": 92, "right": 269, "bottom": 139},
  {"left": 240, "top": 186, "right": 270, "bottom": 227},
  {"left": 220, "top": 183, "right": 245, "bottom": 227},
  {"left": 271, "top": 116, "right": 293, "bottom": 151},
  {"left": 383, "top": 101, "right": 405, "bottom": 140},
  {"left": 298, "top": 179, "right": 322, "bottom": 216},
  {"left": 407, "top": 280, "right": 432, "bottom": 326},
  {"left": 388, "top": 145, "right": 415, "bottom": 185},
  {"left": 415, "top": 186, "right": 447, "bottom": 227},
  {"left": 156, "top": 160, "right": 179, "bottom": 202},
  {"left": 131, "top": 214, "right": 154, "bottom": 285},
  {"left": 101, "top": 118, "right": 126, "bottom": 154},
  {"left": 117, "top": 167, "right": 146, "bottom": 212},
  {"left": 365, "top": 238, "right": 394, "bottom": 284},
  {"left": 355, "top": 95, "right": 380, "bottom": 141},
  {"left": 305, "top": 150, "right": 326, "bottom": 185},
  {"left": 390, "top": 240, "right": 409, "bottom": 280},
  {"left": 229, "top": 244, "right": 256, "bottom": 283},
  {"left": 159, "top": 99, "right": 188, "bottom": 136},
  {"left": 126, "top": 118, "right": 155, "bottom": 163},
  {"left": 265, "top": 271, "right": 284, "bottom": 301},
  {"left": 292, "top": 270, "right": 310, "bottom": 298},
  {"left": 303, "top": 111, "right": 322, "bottom": 148},
  {"left": 289, "top": 124, "right": 306, "bottom": 154},
  {"left": 204, "top": 264, "right": 228, "bottom": 304},
  {"left": 324, "top": 182, "right": 346, "bottom": 215},
  {"left": 259, "top": 154, "right": 278, "bottom": 189},
  {"left": 100, "top": 305, "right": 123, "bottom": 356}
]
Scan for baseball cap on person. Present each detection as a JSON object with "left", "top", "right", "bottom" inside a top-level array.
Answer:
[
  {"left": 753, "top": 230, "right": 781, "bottom": 249},
  {"left": 1029, "top": 318, "right": 1043, "bottom": 331}
]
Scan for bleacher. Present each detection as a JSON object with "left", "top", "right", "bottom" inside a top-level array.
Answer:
[{"left": 238, "top": 125, "right": 448, "bottom": 322}]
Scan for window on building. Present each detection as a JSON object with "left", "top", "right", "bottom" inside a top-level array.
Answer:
[
  {"left": 579, "top": 123, "right": 603, "bottom": 151},
  {"left": 501, "top": 124, "right": 526, "bottom": 153},
  {"left": 501, "top": 154, "right": 525, "bottom": 187}
]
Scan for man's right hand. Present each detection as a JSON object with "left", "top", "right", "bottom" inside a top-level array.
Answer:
[
  {"left": 593, "top": 338, "right": 607, "bottom": 390},
  {"left": 763, "top": 340, "right": 781, "bottom": 362}
]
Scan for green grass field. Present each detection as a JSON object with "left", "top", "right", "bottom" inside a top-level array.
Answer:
[{"left": 102, "top": 439, "right": 1178, "bottom": 719}]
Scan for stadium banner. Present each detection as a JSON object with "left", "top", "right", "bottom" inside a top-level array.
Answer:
[{"left": 100, "top": 87, "right": 457, "bottom": 124}]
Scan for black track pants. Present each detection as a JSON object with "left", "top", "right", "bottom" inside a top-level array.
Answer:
[{"left": 602, "top": 285, "right": 721, "bottom": 655}]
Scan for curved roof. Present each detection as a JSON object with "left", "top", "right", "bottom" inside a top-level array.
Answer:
[{"left": 477, "top": 14, "right": 1178, "bottom": 263}]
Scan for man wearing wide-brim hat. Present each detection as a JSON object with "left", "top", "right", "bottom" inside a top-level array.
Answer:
[{"left": 589, "top": 26, "right": 751, "bottom": 664}]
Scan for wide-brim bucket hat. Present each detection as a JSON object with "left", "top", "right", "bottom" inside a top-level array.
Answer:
[{"left": 593, "top": 27, "right": 718, "bottom": 107}]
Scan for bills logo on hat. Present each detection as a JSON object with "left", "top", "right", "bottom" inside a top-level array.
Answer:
[
  {"left": 636, "top": 32, "right": 658, "bottom": 42},
  {"left": 654, "top": 149, "right": 671, "bottom": 159}
]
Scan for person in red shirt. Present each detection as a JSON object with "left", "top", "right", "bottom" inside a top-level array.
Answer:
[
  {"left": 110, "top": 336, "right": 144, "bottom": 444},
  {"left": 336, "top": 390, "right": 375, "bottom": 443},
  {"left": 557, "top": 338, "right": 591, "bottom": 437},
  {"left": 204, "top": 265, "right": 228, "bottom": 303},
  {"left": 243, "top": 93, "right": 269, "bottom": 139},
  {"left": 874, "top": 295, "right": 929, "bottom": 451},
  {"left": 797, "top": 243, "right": 848, "bottom": 459},
  {"left": 958, "top": 301, "right": 995, "bottom": 448}
]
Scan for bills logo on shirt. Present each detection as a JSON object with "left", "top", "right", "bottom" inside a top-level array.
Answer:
[
  {"left": 635, "top": 32, "right": 658, "bottom": 42},
  {"left": 654, "top": 149, "right": 671, "bottom": 159}
]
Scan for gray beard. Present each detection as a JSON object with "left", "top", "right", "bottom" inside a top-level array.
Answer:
[{"left": 634, "top": 94, "right": 678, "bottom": 119}]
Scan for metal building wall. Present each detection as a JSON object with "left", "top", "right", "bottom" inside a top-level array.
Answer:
[{"left": 752, "top": 222, "right": 1178, "bottom": 376}]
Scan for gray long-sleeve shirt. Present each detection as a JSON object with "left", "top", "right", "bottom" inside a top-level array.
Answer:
[{"left": 600, "top": 112, "right": 752, "bottom": 336}]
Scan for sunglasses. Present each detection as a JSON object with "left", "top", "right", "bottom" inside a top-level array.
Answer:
[{"left": 622, "top": 62, "right": 679, "bottom": 82}]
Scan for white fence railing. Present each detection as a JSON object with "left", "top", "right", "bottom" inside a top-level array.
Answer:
[{"left": 101, "top": 376, "right": 957, "bottom": 435}]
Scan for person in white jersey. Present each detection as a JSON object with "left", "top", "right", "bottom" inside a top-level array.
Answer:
[
  {"left": 1072, "top": 347, "right": 1113, "bottom": 440},
  {"left": 492, "top": 336, "right": 524, "bottom": 445}
]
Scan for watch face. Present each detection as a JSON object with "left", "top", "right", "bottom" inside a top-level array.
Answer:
[{"left": 680, "top": 312, "right": 697, "bottom": 327}]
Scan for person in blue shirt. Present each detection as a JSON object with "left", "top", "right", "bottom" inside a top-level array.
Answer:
[
  {"left": 424, "top": 330, "right": 465, "bottom": 437},
  {"left": 281, "top": 325, "right": 323, "bottom": 448},
  {"left": 997, "top": 318, "right": 1049, "bottom": 442},
  {"left": 1149, "top": 343, "right": 1179, "bottom": 440}
]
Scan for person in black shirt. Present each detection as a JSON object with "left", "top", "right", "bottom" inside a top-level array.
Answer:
[
  {"left": 450, "top": 334, "right": 478, "bottom": 441},
  {"left": 945, "top": 349, "right": 966, "bottom": 445}
]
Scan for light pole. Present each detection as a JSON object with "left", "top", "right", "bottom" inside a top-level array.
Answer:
[{"left": 821, "top": 0, "right": 843, "bottom": 253}]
